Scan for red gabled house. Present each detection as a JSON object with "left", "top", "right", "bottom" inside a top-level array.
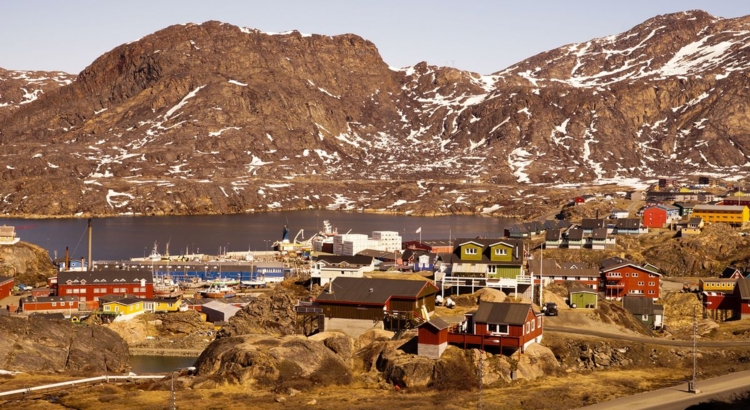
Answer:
[
  {"left": 0, "top": 276, "right": 14, "bottom": 299},
  {"left": 447, "top": 301, "right": 543, "bottom": 353},
  {"left": 600, "top": 257, "right": 661, "bottom": 300}
]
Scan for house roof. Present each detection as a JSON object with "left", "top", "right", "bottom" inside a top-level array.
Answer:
[
  {"left": 420, "top": 316, "right": 451, "bottom": 331},
  {"left": 101, "top": 297, "right": 143, "bottom": 306},
  {"left": 622, "top": 296, "right": 658, "bottom": 315},
  {"left": 422, "top": 240, "right": 454, "bottom": 247},
  {"left": 315, "top": 277, "right": 437, "bottom": 305},
  {"left": 0, "top": 275, "right": 13, "bottom": 285},
  {"left": 473, "top": 302, "right": 534, "bottom": 325},
  {"left": 527, "top": 259, "right": 600, "bottom": 278},
  {"left": 559, "top": 262, "right": 589, "bottom": 269},
  {"left": 315, "top": 255, "right": 374, "bottom": 266},
  {"left": 58, "top": 269, "right": 153, "bottom": 285},
  {"left": 737, "top": 279, "right": 750, "bottom": 300},
  {"left": 452, "top": 238, "right": 523, "bottom": 265},
  {"left": 581, "top": 219, "right": 607, "bottom": 229},
  {"left": 567, "top": 229, "right": 584, "bottom": 240},
  {"left": 615, "top": 218, "right": 641, "bottom": 229},
  {"left": 356, "top": 249, "right": 398, "bottom": 260},
  {"left": 720, "top": 267, "right": 744, "bottom": 279},
  {"left": 694, "top": 204, "right": 748, "bottom": 212},
  {"left": 24, "top": 296, "right": 79, "bottom": 303},
  {"left": 591, "top": 228, "right": 608, "bottom": 240},
  {"left": 674, "top": 202, "right": 697, "bottom": 208},
  {"left": 687, "top": 217, "right": 702, "bottom": 225},
  {"left": 202, "top": 300, "right": 242, "bottom": 315},
  {"left": 545, "top": 229, "right": 561, "bottom": 241}
]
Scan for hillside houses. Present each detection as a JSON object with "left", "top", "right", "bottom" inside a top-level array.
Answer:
[
  {"left": 438, "top": 238, "right": 530, "bottom": 297},
  {"left": 601, "top": 257, "right": 661, "bottom": 300}
]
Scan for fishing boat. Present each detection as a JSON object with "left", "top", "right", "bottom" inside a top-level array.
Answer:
[
  {"left": 241, "top": 274, "right": 266, "bottom": 288},
  {"left": 201, "top": 282, "right": 236, "bottom": 298}
]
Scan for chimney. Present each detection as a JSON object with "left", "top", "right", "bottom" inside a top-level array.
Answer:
[
  {"left": 87, "top": 219, "right": 93, "bottom": 272},
  {"left": 65, "top": 247, "right": 69, "bottom": 270}
]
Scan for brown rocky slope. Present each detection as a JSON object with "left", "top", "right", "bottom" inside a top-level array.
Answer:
[{"left": 2, "top": 11, "right": 750, "bottom": 217}]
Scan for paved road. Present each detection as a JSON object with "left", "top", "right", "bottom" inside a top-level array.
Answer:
[
  {"left": 546, "top": 326, "right": 750, "bottom": 348},
  {"left": 579, "top": 370, "right": 750, "bottom": 409}
]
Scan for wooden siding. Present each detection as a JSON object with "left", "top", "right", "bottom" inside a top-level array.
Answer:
[
  {"left": 489, "top": 244, "right": 513, "bottom": 262},
  {"left": 418, "top": 326, "right": 448, "bottom": 345},
  {"left": 320, "top": 304, "right": 383, "bottom": 321},
  {"left": 489, "top": 266, "right": 521, "bottom": 279},
  {"left": 460, "top": 244, "right": 483, "bottom": 261}
]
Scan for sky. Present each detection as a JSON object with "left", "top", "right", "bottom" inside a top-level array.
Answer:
[{"left": 1, "top": 1, "right": 749, "bottom": 75}]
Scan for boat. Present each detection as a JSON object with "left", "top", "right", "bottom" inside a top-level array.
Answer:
[
  {"left": 201, "top": 282, "right": 236, "bottom": 298},
  {"left": 241, "top": 274, "right": 266, "bottom": 288},
  {"left": 153, "top": 275, "right": 184, "bottom": 298}
]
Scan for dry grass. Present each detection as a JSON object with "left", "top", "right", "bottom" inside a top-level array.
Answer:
[{"left": 0, "top": 368, "right": 692, "bottom": 410}]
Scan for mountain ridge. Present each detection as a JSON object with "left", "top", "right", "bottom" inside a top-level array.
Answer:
[{"left": 1, "top": 11, "right": 749, "bottom": 217}]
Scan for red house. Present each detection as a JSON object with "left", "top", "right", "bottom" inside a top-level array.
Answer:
[
  {"left": 574, "top": 195, "right": 596, "bottom": 206},
  {"left": 642, "top": 206, "right": 668, "bottom": 228},
  {"left": 704, "top": 279, "right": 750, "bottom": 320},
  {"left": 447, "top": 302, "right": 543, "bottom": 353},
  {"left": 600, "top": 257, "right": 661, "bottom": 300},
  {"left": 0, "top": 276, "right": 14, "bottom": 299},
  {"left": 20, "top": 296, "right": 80, "bottom": 314},
  {"left": 57, "top": 269, "right": 154, "bottom": 309},
  {"left": 417, "top": 317, "right": 451, "bottom": 359}
]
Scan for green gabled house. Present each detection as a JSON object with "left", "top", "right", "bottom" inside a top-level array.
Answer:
[{"left": 440, "top": 238, "right": 529, "bottom": 297}]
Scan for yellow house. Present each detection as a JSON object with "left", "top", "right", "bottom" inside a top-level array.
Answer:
[
  {"left": 700, "top": 278, "right": 738, "bottom": 292},
  {"left": 102, "top": 297, "right": 144, "bottom": 315},
  {"left": 142, "top": 297, "right": 184, "bottom": 313},
  {"left": 692, "top": 205, "right": 749, "bottom": 224}
]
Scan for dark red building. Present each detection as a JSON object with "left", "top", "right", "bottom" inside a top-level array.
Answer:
[
  {"left": 0, "top": 276, "right": 14, "bottom": 299},
  {"left": 20, "top": 296, "right": 79, "bottom": 314},
  {"left": 447, "top": 301, "right": 543, "bottom": 353},
  {"left": 56, "top": 269, "right": 154, "bottom": 308},
  {"left": 600, "top": 257, "right": 661, "bottom": 300},
  {"left": 417, "top": 317, "right": 450, "bottom": 359}
]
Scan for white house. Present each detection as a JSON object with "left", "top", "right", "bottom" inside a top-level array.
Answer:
[{"left": 310, "top": 255, "right": 375, "bottom": 286}]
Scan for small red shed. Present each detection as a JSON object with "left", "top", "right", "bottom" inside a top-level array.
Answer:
[{"left": 417, "top": 317, "right": 450, "bottom": 359}]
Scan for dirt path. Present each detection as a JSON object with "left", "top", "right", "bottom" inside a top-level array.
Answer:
[{"left": 547, "top": 326, "right": 749, "bottom": 348}]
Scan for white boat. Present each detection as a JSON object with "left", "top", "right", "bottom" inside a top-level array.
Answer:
[
  {"left": 201, "top": 283, "right": 236, "bottom": 298},
  {"left": 241, "top": 275, "right": 266, "bottom": 288}
]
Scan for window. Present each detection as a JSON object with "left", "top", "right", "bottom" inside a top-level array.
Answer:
[
  {"left": 625, "top": 273, "right": 630, "bottom": 277},
  {"left": 494, "top": 248, "right": 507, "bottom": 256},
  {"left": 531, "top": 320, "right": 535, "bottom": 331},
  {"left": 641, "top": 314, "right": 649, "bottom": 321},
  {"left": 638, "top": 281, "right": 645, "bottom": 286},
  {"left": 648, "top": 282, "right": 655, "bottom": 286},
  {"left": 66, "top": 289, "right": 72, "bottom": 294},
  {"left": 466, "top": 248, "right": 477, "bottom": 255},
  {"left": 648, "top": 290, "right": 655, "bottom": 295},
  {"left": 537, "top": 317, "right": 542, "bottom": 327},
  {"left": 51, "top": 302, "right": 57, "bottom": 307},
  {"left": 632, "top": 273, "right": 638, "bottom": 278},
  {"left": 487, "top": 323, "right": 508, "bottom": 334}
]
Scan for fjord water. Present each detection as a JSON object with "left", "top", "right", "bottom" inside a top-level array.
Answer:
[{"left": 0, "top": 211, "right": 517, "bottom": 260}]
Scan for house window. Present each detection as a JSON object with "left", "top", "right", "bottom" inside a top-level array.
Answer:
[
  {"left": 537, "top": 317, "right": 542, "bottom": 327},
  {"left": 487, "top": 324, "right": 508, "bottom": 334},
  {"left": 648, "top": 290, "right": 655, "bottom": 295},
  {"left": 648, "top": 282, "right": 655, "bottom": 286},
  {"left": 641, "top": 314, "right": 648, "bottom": 321},
  {"left": 531, "top": 320, "right": 535, "bottom": 331},
  {"left": 66, "top": 289, "right": 72, "bottom": 294},
  {"left": 494, "top": 248, "right": 507, "bottom": 256},
  {"left": 466, "top": 248, "right": 477, "bottom": 255},
  {"left": 52, "top": 302, "right": 57, "bottom": 307},
  {"left": 625, "top": 273, "right": 630, "bottom": 277},
  {"left": 638, "top": 281, "right": 644, "bottom": 286},
  {"left": 632, "top": 273, "right": 638, "bottom": 277}
]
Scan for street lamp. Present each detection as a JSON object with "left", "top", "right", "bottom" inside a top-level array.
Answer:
[{"left": 170, "top": 366, "right": 196, "bottom": 410}]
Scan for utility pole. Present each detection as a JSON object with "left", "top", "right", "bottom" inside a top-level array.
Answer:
[{"left": 688, "top": 307, "right": 700, "bottom": 393}]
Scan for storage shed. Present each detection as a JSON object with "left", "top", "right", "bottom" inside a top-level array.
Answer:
[
  {"left": 417, "top": 317, "right": 450, "bottom": 359},
  {"left": 569, "top": 289, "right": 598, "bottom": 309}
]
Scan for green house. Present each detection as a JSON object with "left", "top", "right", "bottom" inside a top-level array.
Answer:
[
  {"left": 459, "top": 241, "right": 484, "bottom": 261},
  {"left": 569, "top": 290, "right": 598, "bottom": 309}
]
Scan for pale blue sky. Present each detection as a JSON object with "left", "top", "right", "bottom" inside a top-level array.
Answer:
[{"left": 1, "top": 1, "right": 748, "bottom": 74}]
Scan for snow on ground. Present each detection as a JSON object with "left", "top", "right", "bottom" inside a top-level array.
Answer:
[
  {"left": 228, "top": 79, "right": 247, "bottom": 86},
  {"left": 106, "top": 189, "right": 134, "bottom": 208},
  {"left": 508, "top": 147, "right": 534, "bottom": 183},
  {"left": 164, "top": 85, "right": 205, "bottom": 120}
]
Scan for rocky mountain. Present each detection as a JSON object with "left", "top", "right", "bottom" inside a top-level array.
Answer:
[{"left": 1, "top": 10, "right": 749, "bottom": 217}]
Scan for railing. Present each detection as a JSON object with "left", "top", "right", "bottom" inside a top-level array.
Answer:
[{"left": 0, "top": 375, "right": 164, "bottom": 398}]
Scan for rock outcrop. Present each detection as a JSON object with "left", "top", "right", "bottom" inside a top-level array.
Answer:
[
  {"left": 3, "top": 11, "right": 750, "bottom": 217},
  {"left": 0, "top": 241, "right": 57, "bottom": 285},
  {"left": 216, "top": 286, "right": 299, "bottom": 338},
  {"left": 0, "top": 315, "right": 129, "bottom": 373}
]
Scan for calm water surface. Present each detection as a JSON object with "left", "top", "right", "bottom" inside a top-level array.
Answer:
[{"left": 0, "top": 211, "right": 516, "bottom": 260}]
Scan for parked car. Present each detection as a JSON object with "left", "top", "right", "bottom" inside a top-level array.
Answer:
[{"left": 543, "top": 302, "right": 558, "bottom": 316}]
